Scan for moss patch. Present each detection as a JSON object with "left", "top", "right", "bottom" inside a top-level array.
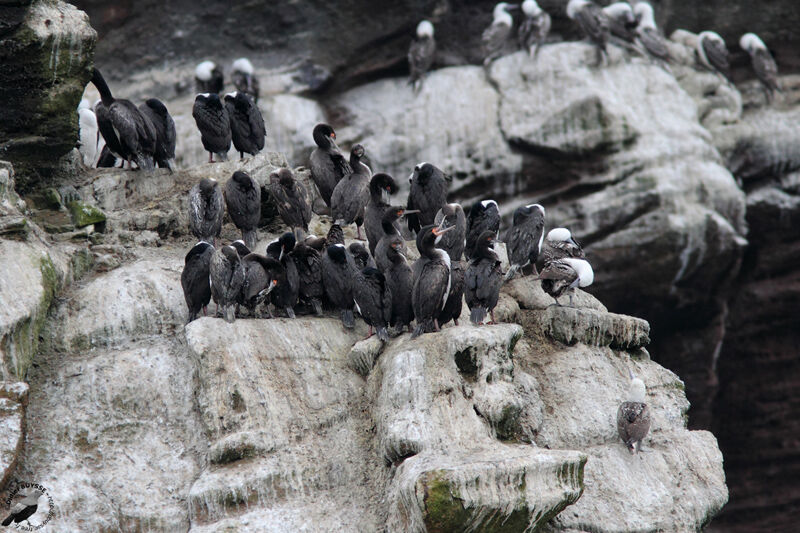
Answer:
[
  {"left": 422, "top": 472, "right": 471, "bottom": 533},
  {"left": 68, "top": 201, "right": 106, "bottom": 228}
]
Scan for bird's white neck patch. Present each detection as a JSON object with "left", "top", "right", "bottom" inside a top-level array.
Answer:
[
  {"left": 232, "top": 57, "right": 254, "bottom": 74},
  {"left": 195, "top": 61, "right": 215, "bottom": 81}
]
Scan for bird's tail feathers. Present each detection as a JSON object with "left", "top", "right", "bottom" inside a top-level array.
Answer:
[
  {"left": 342, "top": 309, "right": 355, "bottom": 329},
  {"left": 285, "top": 307, "right": 296, "bottom": 319},
  {"left": 504, "top": 264, "right": 519, "bottom": 281},
  {"left": 377, "top": 326, "right": 389, "bottom": 342},
  {"left": 470, "top": 307, "right": 487, "bottom": 325},
  {"left": 224, "top": 305, "right": 235, "bottom": 323},
  {"left": 137, "top": 154, "right": 155, "bottom": 171},
  {"left": 216, "top": 151, "right": 228, "bottom": 162},
  {"left": 312, "top": 299, "right": 323, "bottom": 317},
  {"left": 243, "top": 229, "right": 258, "bottom": 251}
]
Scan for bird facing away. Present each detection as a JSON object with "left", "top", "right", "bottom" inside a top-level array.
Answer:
[
  {"left": 518, "top": 0, "right": 551, "bottom": 58},
  {"left": 740, "top": 33, "right": 780, "bottom": 102},
  {"left": 224, "top": 91, "right": 266, "bottom": 159},
  {"left": 309, "top": 123, "right": 352, "bottom": 207},
  {"left": 374, "top": 207, "right": 418, "bottom": 273},
  {"left": 617, "top": 377, "right": 651, "bottom": 454},
  {"left": 322, "top": 243, "right": 357, "bottom": 328},
  {"left": 210, "top": 245, "right": 245, "bottom": 322},
  {"left": 349, "top": 242, "right": 376, "bottom": 271},
  {"left": 91, "top": 68, "right": 157, "bottom": 171},
  {"left": 2, "top": 490, "right": 44, "bottom": 526},
  {"left": 433, "top": 203, "right": 467, "bottom": 261},
  {"left": 383, "top": 235, "right": 415, "bottom": 333},
  {"left": 272, "top": 233, "right": 300, "bottom": 318},
  {"left": 331, "top": 143, "right": 371, "bottom": 239},
  {"left": 466, "top": 230, "right": 504, "bottom": 325},
  {"left": 193, "top": 93, "right": 231, "bottom": 163},
  {"left": 409, "top": 20, "right": 436, "bottom": 93},
  {"left": 539, "top": 257, "right": 594, "bottom": 306},
  {"left": 195, "top": 60, "right": 224, "bottom": 94},
  {"left": 224, "top": 171, "right": 261, "bottom": 250},
  {"left": 364, "top": 173, "right": 400, "bottom": 256},
  {"left": 231, "top": 57, "right": 260, "bottom": 102},
  {"left": 238, "top": 252, "right": 276, "bottom": 316},
  {"left": 353, "top": 266, "right": 392, "bottom": 341},
  {"left": 505, "top": 203, "right": 545, "bottom": 280},
  {"left": 407, "top": 161, "right": 450, "bottom": 235},
  {"left": 465, "top": 199, "right": 500, "bottom": 259},
  {"left": 412, "top": 224, "right": 455, "bottom": 338},
  {"left": 633, "top": 2, "right": 670, "bottom": 62},
  {"left": 566, "top": 0, "right": 610, "bottom": 65},
  {"left": 181, "top": 241, "right": 215, "bottom": 323},
  {"left": 602, "top": 2, "right": 637, "bottom": 44},
  {"left": 269, "top": 168, "right": 312, "bottom": 237},
  {"left": 189, "top": 178, "right": 225, "bottom": 244},
  {"left": 138, "top": 98, "right": 177, "bottom": 171},
  {"left": 483, "top": 2, "right": 517, "bottom": 66},
  {"left": 696, "top": 31, "right": 731, "bottom": 81},
  {"left": 540, "top": 227, "right": 585, "bottom": 266},
  {"left": 290, "top": 242, "right": 324, "bottom": 316}
]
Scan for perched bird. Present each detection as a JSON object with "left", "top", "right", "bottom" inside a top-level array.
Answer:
[
  {"left": 540, "top": 227, "right": 584, "bottom": 266},
  {"left": 231, "top": 57, "right": 260, "bottom": 102},
  {"left": 412, "top": 224, "right": 455, "bottom": 337},
  {"left": 193, "top": 93, "right": 231, "bottom": 163},
  {"left": 2, "top": 490, "right": 43, "bottom": 527},
  {"left": 210, "top": 245, "right": 245, "bottom": 322},
  {"left": 566, "top": 0, "right": 610, "bottom": 65},
  {"left": 518, "top": 0, "right": 551, "bottom": 58},
  {"left": 269, "top": 168, "right": 312, "bottom": 237},
  {"left": 304, "top": 234, "right": 327, "bottom": 251},
  {"left": 740, "top": 33, "right": 780, "bottom": 101},
  {"left": 696, "top": 31, "right": 731, "bottom": 81},
  {"left": 272, "top": 233, "right": 300, "bottom": 318},
  {"left": 364, "top": 173, "right": 399, "bottom": 256},
  {"left": 633, "top": 2, "right": 670, "bottom": 63},
  {"left": 331, "top": 144, "right": 371, "bottom": 239},
  {"left": 505, "top": 203, "right": 546, "bottom": 280},
  {"left": 78, "top": 100, "right": 99, "bottom": 167},
  {"left": 322, "top": 243, "right": 357, "bottom": 328},
  {"left": 266, "top": 238, "right": 282, "bottom": 260},
  {"left": 466, "top": 230, "right": 504, "bottom": 325},
  {"left": 465, "top": 200, "right": 500, "bottom": 259},
  {"left": 383, "top": 235, "right": 415, "bottom": 333},
  {"left": 195, "top": 60, "right": 224, "bottom": 94},
  {"left": 225, "top": 91, "right": 266, "bottom": 159},
  {"left": 434, "top": 203, "right": 467, "bottom": 261},
  {"left": 309, "top": 124, "right": 352, "bottom": 207},
  {"left": 353, "top": 267, "right": 392, "bottom": 341},
  {"left": 602, "top": 1, "right": 637, "bottom": 44},
  {"left": 407, "top": 162, "right": 450, "bottom": 235},
  {"left": 617, "top": 376, "right": 651, "bottom": 454},
  {"left": 91, "top": 68, "right": 157, "bottom": 170},
  {"left": 230, "top": 239, "right": 251, "bottom": 257},
  {"left": 539, "top": 257, "right": 594, "bottom": 306},
  {"left": 438, "top": 259, "right": 465, "bottom": 327},
  {"left": 138, "top": 98, "right": 177, "bottom": 171},
  {"left": 290, "top": 242, "right": 324, "bottom": 316},
  {"left": 349, "top": 242, "right": 376, "bottom": 270},
  {"left": 409, "top": 20, "right": 436, "bottom": 93},
  {"left": 189, "top": 178, "right": 225, "bottom": 244},
  {"left": 326, "top": 222, "right": 345, "bottom": 246},
  {"left": 238, "top": 253, "right": 277, "bottom": 316},
  {"left": 181, "top": 241, "right": 215, "bottom": 323},
  {"left": 224, "top": 171, "right": 261, "bottom": 250},
  {"left": 375, "top": 207, "right": 417, "bottom": 273},
  {"left": 483, "top": 2, "right": 517, "bottom": 65}
]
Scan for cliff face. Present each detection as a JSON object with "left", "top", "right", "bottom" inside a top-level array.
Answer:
[{"left": 0, "top": 153, "right": 726, "bottom": 531}]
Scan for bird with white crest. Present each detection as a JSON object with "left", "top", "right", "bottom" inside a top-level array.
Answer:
[
  {"left": 602, "top": 2, "right": 637, "bottom": 45},
  {"left": 539, "top": 256, "right": 593, "bottom": 307},
  {"left": 633, "top": 1, "right": 670, "bottom": 63},
  {"left": 740, "top": 32, "right": 780, "bottom": 102},
  {"left": 231, "top": 58, "right": 260, "bottom": 103},
  {"left": 409, "top": 20, "right": 436, "bottom": 93},
  {"left": 696, "top": 31, "right": 731, "bottom": 82},
  {"left": 617, "top": 372, "right": 652, "bottom": 454},
  {"left": 567, "top": 0, "right": 610, "bottom": 66},
  {"left": 482, "top": 2, "right": 519, "bottom": 66},
  {"left": 518, "top": 0, "right": 551, "bottom": 58}
]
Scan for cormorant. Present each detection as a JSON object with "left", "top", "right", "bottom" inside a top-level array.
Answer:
[
  {"left": 412, "top": 224, "right": 455, "bottom": 337},
  {"left": 309, "top": 124, "right": 352, "bottom": 207},
  {"left": 519, "top": 0, "right": 551, "bottom": 58},
  {"left": 409, "top": 20, "right": 436, "bottom": 93},
  {"left": 193, "top": 93, "right": 231, "bottom": 163},
  {"left": 466, "top": 230, "right": 504, "bottom": 325},
  {"left": 349, "top": 242, "right": 376, "bottom": 270},
  {"left": 740, "top": 33, "right": 780, "bottom": 102},
  {"left": 238, "top": 253, "right": 277, "bottom": 316},
  {"left": 91, "top": 68, "right": 156, "bottom": 170},
  {"left": 189, "top": 178, "right": 225, "bottom": 244},
  {"left": 210, "top": 245, "right": 245, "bottom": 322},
  {"left": 383, "top": 235, "right": 415, "bottom": 333},
  {"left": 697, "top": 31, "right": 731, "bottom": 81},
  {"left": 617, "top": 376, "right": 651, "bottom": 454},
  {"left": 353, "top": 267, "right": 392, "bottom": 341},
  {"left": 566, "top": 0, "right": 610, "bottom": 65},
  {"left": 407, "top": 161, "right": 450, "bottom": 235},
  {"left": 231, "top": 58, "right": 260, "bottom": 102},
  {"left": 438, "top": 259, "right": 465, "bottom": 327},
  {"left": 364, "top": 173, "right": 399, "bottom": 256},
  {"left": 138, "top": 98, "right": 176, "bottom": 171},
  {"left": 633, "top": 2, "right": 670, "bottom": 63},
  {"left": 602, "top": 2, "right": 637, "bottom": 45},
  {"left": 230, "top": 239, "right": 251, "bottom": 257},
  {"left": 181, "top": 241, "right": 215, "bottom": 323},
  {"left": 465, "top": 199, "right": 500, "bottom": 259},
  {"left": 322, "top": 243, "right": 357, "bottom": 328},
  {"left": 433, "top": 203, "right": 467, "bottom": 261},
  {"left": 224, "top": 91, "right": 266, "bottom": 159},
  {"left": 290, "top": 241, "right": 324, "bottom": 316},
  {"left": 374, "top": 207, "right": 417, "bottom": 273},
  {"left": 331, "top": 143, "right": 371, "bottom": 239},
  {"left": 269, "top": 168, "right": 312, "bottom": 237},
  {"left": 195, "top": 60, "right": 224, "bottom": 94},
  {"left": 483, "top": 2, "right": 517, "bottom": 65},
  {"left": 224, "top": 170, "right": 261, "bottom": 250},
  {"left": 272, "top": 233, "right": 300, "bottom": 318},
  {"left": 505, "top": 203, "right": 545, "bottom": 280}
]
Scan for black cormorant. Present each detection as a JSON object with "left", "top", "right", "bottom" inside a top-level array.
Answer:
[
  {"left": 353, "top": 267, "right": 392, "bottom": 341},
  {"left": 505, "top": 203, "right": 545, "bottom": 280},
  {"left": 364, "top": 173, "right": 399, "bottom": 256},
  {"left": 225, "top": 91, "right": 266, "bottom": 159},
  {"left": 331, "top": 144, "right": 371, "bottom": 239},
  {"left": 269, "top": 168, "right": 312, "bottom": 237},
  {"left": 193, "top": 93, "right": 231, "bottom": 162},
  {"left": 138, "top": 98, "right": 176, "bottom": 171},
  {"left": 309, "top": 124, "right": 352, "bottom": 207},
  {"left": 189, "top": 178, "right": 225, "bottom": 244},
  {"left": 224, "top": 171, "right": 261, "bottom": 250},
  {"left": 411, "top": 224, "right": 455, "bottom": 337},
  {"left": 465, "top": 230, "right": 503, "bottom": 325},
  {"left": 210, "top": 245, "right": 245, "bottom": 322},
  {"left": 181, "top": 241, "right": 215, "bottom": 323},
  {"left": 407, "top": 162, "right": 450, "bottom": 235},
  {"left": 409, "top": 20, "right": 436, "bottom": 92},
  {"left": 465, "top": 200, "right": 500, "bottom": 259},
  {"left": 434, "top": 203, "right": 467, "bottom": 261}
]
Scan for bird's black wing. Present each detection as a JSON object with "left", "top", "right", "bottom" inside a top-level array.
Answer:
[
  {"left": 639, "top": 28, "right": 670, "bottom": 61},
  {"left": 409, "top": 36, "right": 436, "bottom": 83},
  {"left": 94, "top": 102, "right": 126, "bottom": 158},
  {"left": 193, "top": 100, "right": 231, "bottom": 153},
  {"left": 576, "top": 4, "right": 609, "bottom": 49},
  {"left": 753, "top": 48, "right": 779, "bottom": 93},
  {"left": 483, "top": 21, "right": 512, "bottom": 61},
  {"left": 246, "top": 101, "right": 267, "bottom": 151},
  {"left": 703, "top": 37, "right": 730, "bottom": 76}
]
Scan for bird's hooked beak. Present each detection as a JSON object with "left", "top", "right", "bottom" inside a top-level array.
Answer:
[
  {"left": 432, "top": 225, "right": 455, "bottom": 236},
  {"left": 258, "top": 279, "right": 278, "bottom": 299},
  {"left": 569, "top": 237, "right": 580, "bottom": 247},
  {"left": 401, "top": 209, "right": 420, "bottom": 217}
]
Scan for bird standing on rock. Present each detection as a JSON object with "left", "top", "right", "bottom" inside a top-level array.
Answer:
[
  {"left": 617, "top": 376, "right": 651, "bottom": 454},
  {"left": 238, "top": 253, "right": 277, "bottom": 316},
  {"left": 224, "top": 171, "right": 261, "bottom": 250},
  {"left": 181, "top": 241, "right": 215, "bottom": 323},
  {"left": 210, "top": 245, "right": 245, "bottom": 323},
  {"left": 412, "top": 224, "right": 455, "bottom": 337},
  {"left": 433, "top": 203, "right": 467, "bottom": 261},
  {"left": 483, "top": 2, "right": 518, "bottom": 66},
  {"left": 353, "top": 267, "right": 392, "bottom": 341},
  {"left": 696, "top": 31, "right": 731, "bottom": 81},
  {"left": 518, "top": 0, "right": 551, "bottom": 58},
  {"left": 138, "top": 98, "right": 177, "bottom": 171},
  {"left": 331, "top": 144, "right": 371, "bottom": 240},
  {"left": 466, "top": 230, "right": 504, "bottom": 325},
  {"left": 383, "top": 235, "right": 415, "bottom": 333},
  {"left": 566, "top": 0, "right": 610, "bottom": 65},
  {"left": 322, "top": 243, "right": 357, "bottom": 329},
  {"left": 505, "top": 203, "right": 545, "bottom": 280},
  {"left": 365, "top": 173, "right": 399, "bottom": 256},
  {"left": 633, "top": 2, "right": 671, "bottom": 63},
  {"left": 740, "top": 33, "right": 780, "bottom": 102},
  {"left": 465, "top": 200, "right": 500, "bottom": 259},
  {"left": 539, "top": 257, "right": 594, "bottom": 306},
  {"left": 409, "top": 20, "right": 436, "bottom": 93},
  {"left": 225, "top": 91, "right": 266, "bottom": 159},
  {"left": 309, "top": 124, "right": 352, "bottom": 207},
  {"left": 195, "top": 60, "right": 224, "bottom": 94},
  {"left": 407, "top": 162, "right": 450, "bottom": 235},
  {"left": 602, "top": 2, "right": 637, "bottom": 45},
  {"left": 189, "top": 178, "right": 225, "bottom": 245},
  {"left": 231, "top": 57, "right": 260, "bottom": 102},
  {"left": 193, "top": 93, "right": 231, "bottom": 162},
  {"left": 540, "top": 227, "right": 584, "bottom": 266},
  {"left": 349, "top": 242, "right": 376, "bottom": 271},
  {"left": 290, "top": 242, "right": 324, "bottom": 316},
  {"left": 375, "top": 207, "right": 418, "bottom": 273},
  {"left": 269, "top": 168, "right": 312, "bottom": 238}
]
